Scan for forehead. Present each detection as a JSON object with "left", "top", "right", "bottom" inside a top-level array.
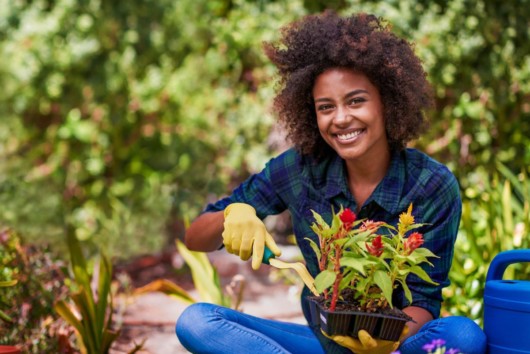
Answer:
[{"left": 312, "top": 67, "right": 377, "bottom": 96}]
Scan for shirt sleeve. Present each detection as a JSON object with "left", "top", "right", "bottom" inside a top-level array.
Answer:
[
  {"left": 393, "top": 164, "right": 462, "bottom": 318},
  {"left": 203, "top": 150, "right": 295, "bottom": 218}
]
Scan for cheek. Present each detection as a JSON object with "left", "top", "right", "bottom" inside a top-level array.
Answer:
[{"left": 316, "top": 114, "right": 328, "bottom": 132}]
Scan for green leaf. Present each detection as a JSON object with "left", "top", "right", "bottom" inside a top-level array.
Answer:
[
  {"left": 71, "top": 290, "right": 99, "bottom": 353},
  {"left": 314, "top": 270, "right": 336, "bottom": 294},
  {"left": 339, "top": 270, "right": 355, "bottom": 289},
  {"left": 334, "top": 238, "right": 349, "bottom": 247},
  {"left": 397, "top": 269, "right": 411, "bottom": 276},
  {"left": 311, "top": 210, "right": 329, "bottom": 230},
  {"left": 411, "top": 247, "right": 438, "bottom": 259},
  {"left": 54, "top": 300, "right": 85, "bottom": 338},
  {"left": 397, "top": 278, "right": 412, "bottom": 305},
  {"left": 330, "top": 211, "right": 342, "bottom": 235},
  {"left": 0, "top": 309, "right": 13, "bottom": 322},
  {"left": 374, "top": 270, "right": 393, "bottom": 307},
  {"left": 96, "top": 253, "right": 112, "bottom": 333},
  {"left": 176, "top": 240, "right": 224, "bottom": 304},
  {"left": 0, "top": 280, "right": 17, "bottom": 287},
  {"left": 409, "top": 266, "right": 439, "bottom": 285},
  {"left": 502, "top": 180, "right": 514, "bottom": 235},
  {"left": 304, "top": 237, "right": 321, "bottom": 261},
  {"left": 102, "top": 329, "right": 121, "bottom": 353},
  {"left": 66, "top": 233, "right": 92, "bottom": 293},
  {"left": 135, "top": 279, "right": 196, "bottom": 304},
  {"left": 340, "top": 256, "right": 369, "bottom": 275}
]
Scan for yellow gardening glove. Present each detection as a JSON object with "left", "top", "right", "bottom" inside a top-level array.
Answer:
[
  {"left": 222, "top": 203, "right": 282, "bottom": 270},
  {"left": 323, "top": 326, "right": 408, "bottom": 354}
]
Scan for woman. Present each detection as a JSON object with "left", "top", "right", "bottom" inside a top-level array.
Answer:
[{"left": 176, "top": 11, "right": 486, "bottom": 354}]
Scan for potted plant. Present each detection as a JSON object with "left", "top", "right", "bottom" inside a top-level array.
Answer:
[{"left": 306, "top": 204, "right": 438, "bottom": 341}]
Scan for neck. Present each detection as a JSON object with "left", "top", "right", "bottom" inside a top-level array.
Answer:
[
  {"left": 344, "top": 148, "right": 391, "bottom": 209},
  {"left": 346, "top": 148, "right": 391, "bottom": 183}
]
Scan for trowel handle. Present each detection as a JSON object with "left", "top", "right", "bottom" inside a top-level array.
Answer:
[
  {"left": 262, "top": 246, "right": 275, "bottom": 265},
  {"left": 486, "top": 249, "right": 530, "bottom": 281}
]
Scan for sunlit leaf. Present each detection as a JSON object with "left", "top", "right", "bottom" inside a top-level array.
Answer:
[
  {"left": 134, "top": 279, "right": 195, "bottom": 304},
  {"left": 314, "top": 270, "right": 336, "bottom": 294},
  {"left": 373, "top": 270, "right": 393, "bottom": 308}
]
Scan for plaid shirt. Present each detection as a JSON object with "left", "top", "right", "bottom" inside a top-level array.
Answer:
[{"left": 205, "top": 147, "right": 461, "bottom": 351}]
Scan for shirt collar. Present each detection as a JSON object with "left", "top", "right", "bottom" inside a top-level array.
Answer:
[
  {"left": 369, "top": 150, "right": 405, "bottom": 214},
  {"left": 322, "top": 150, "right": 405, "bottom": 215},
  {"left": 323, "top": 153, "right": 347, "bottom": 200}
]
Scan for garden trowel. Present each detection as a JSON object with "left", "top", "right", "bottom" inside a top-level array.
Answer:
[{"left": 262, "top": 247, "right": 319, "bottom": 296}]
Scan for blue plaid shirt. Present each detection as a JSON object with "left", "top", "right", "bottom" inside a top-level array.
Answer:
[{"left": 205, "top": 148, "right": 461, "bottom": 351}]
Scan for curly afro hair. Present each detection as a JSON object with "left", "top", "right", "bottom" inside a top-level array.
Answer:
[{"left": 264, "top": 11, "right": 433, "bottom": 157}]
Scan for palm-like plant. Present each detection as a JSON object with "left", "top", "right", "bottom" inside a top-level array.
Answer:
[{"left": 54, "top": 233, "right": 120, "bottom": 354}]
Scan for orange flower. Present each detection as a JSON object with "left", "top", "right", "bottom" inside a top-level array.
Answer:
[
  {"left": 366, "top": 235, "right": 384, "bottom": 257},
  {"left": 404, "top": 232, "right": 424, "bottom": 255},
  {"left": 339, "top": 208, "right": 356, "bottom": 230}
]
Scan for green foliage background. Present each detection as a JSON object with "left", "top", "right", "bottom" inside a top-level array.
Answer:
[{"left": 1, "top": 0, "right": 529, "bottom": 324}]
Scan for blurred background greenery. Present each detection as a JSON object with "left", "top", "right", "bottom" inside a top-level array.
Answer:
[{"left": 1, "top": 0, "right": 529, "bottom": 339}]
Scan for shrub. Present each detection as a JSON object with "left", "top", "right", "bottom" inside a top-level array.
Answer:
[{"left": 0, "top": 228, "right": 75, "bottom": 353}]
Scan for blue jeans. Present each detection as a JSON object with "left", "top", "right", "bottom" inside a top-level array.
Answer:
[{"left": 175, "top": 303, "right": 486, "bottom": 354}]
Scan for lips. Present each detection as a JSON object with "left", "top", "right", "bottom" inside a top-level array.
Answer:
[{"left": 336, "top": 129, "right": 365, "bottom": 142}]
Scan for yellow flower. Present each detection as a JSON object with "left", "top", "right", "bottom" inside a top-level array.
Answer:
[{"left": 399, "top": 203, "right": 414, "bottom": 233}]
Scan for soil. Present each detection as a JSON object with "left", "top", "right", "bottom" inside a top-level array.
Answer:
[
  {"left": 308, "top": 289, "right": 413, "bottom": 321},
  {"left": 308, "top": 290, "right": 413, "bottom": 341}
]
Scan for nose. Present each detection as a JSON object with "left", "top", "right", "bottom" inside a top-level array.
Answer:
[{"left": 333, "top": 107, "right": 352, "bottom": 125}]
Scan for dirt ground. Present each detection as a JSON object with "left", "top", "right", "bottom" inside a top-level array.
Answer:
[{"left": 110, "top": 247, "right": 306, "bottom": 354}]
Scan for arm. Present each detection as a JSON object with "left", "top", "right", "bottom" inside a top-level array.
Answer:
[
  {"left": 184, "top": 211, "right": 225, "bottom": 252},
  {"left": 184, "top": 150, "right": 296, "bottom": 265},
  {"left": 185, "top": 204, "right": 282, "bottom": 269},
  {"left": 402, "top": 306, "right": 433, "bottom": 338}
]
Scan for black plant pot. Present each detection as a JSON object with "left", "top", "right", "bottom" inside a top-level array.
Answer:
[{"left": 308, "top": 297, "right": 409, "bottom": 341}]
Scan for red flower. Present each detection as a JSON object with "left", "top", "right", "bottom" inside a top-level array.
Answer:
[
  {"left": 340, "top": 208, "right": 356, "bottom": 230},
  {"left": 366, "top": 235, "right": 384, "bottom": 257},
  {"left": 404, "top": 232, "right": 424, "bottom": 255}
]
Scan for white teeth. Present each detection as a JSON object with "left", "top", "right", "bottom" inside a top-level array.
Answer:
[{"left": 337, "top": 130, "right": 362, "bottom": 140}]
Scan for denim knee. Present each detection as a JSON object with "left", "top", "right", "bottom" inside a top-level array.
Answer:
[
  {"left": 443, "top": 316, "right": 486, "bottom": 354},
  {"left": 175, "top": 303, "right": 217, "bottom": 346},
  {"left": 401, "top": 316, "right": 486, "bottom": 354}
]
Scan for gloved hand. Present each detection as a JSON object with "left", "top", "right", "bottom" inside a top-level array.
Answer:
[
  {"left": 222, "top": 203, "right": 282, "bottom": 270},
  {"left": 322, "top": 326, "right": 409, "bottom": 354}
]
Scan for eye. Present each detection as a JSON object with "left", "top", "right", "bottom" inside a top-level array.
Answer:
[
  {"left": 316, "top": 104, "right": 334, "bottom": 112},
  {"left": 348, "top": 97, "right": 366, "bottom": 105}
]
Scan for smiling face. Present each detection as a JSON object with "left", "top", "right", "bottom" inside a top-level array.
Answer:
[{"left": 312, "top": 67, "right": 389, "bottom": 166}]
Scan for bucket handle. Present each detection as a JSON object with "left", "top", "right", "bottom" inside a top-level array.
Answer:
[{"left": 486, "top": 249, "right": 530, "bottom": 282}]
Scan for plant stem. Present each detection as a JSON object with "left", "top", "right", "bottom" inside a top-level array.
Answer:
[
  {"left": 320, "top": 242, "right": 330, "bottom": 299},
  {"left": 329, "top": 243, "right": 342, "bottom": 311}
]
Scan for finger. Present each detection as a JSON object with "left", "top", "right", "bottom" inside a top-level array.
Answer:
[
  {"left": 238, "top": 233, "right": 252, "bottom": 261},
  {"left": 231, "top": 234, "right": 243, "bottom": 256},
  {"left": 222, "top": 230, "right": 234, "bottom": 254},
  {"left": 251, "top": 234, "right": 264, "bottom": 270},
  {"left": 251, "top": 253, "right": 262, "bottom": 270},
  {"left": 392, "top": 341, "right": 400, "bottom": 351},
  {"left": 330, "top": 335, "right": 361, "bottom": 351},
  {"left": 264, "top": 233, "right": 282, "bottom": 257},
  {"left": 357, "top": 330, "right": 377, "bottom": 348},
  {"left": 321, "top": 330, "right": 363, "bottom": 351}
]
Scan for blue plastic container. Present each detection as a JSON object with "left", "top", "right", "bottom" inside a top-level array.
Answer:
[{"left": 484, "top": 249, "right": 530, "bottom": 353}]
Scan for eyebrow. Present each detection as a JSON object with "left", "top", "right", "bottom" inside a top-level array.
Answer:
[{"left": 314, "top": 89, "right": 369, "bottom": 103}]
